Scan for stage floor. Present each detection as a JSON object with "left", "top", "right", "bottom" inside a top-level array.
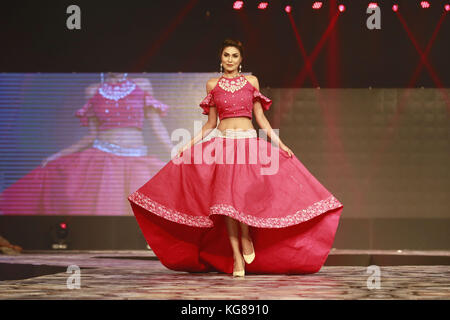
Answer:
[{"left": 0, "top": 250, "right": 449, "bottom": 300}]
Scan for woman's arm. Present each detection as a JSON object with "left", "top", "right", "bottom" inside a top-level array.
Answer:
[
  {"left": 41, "top": 117, "right": 98, "bottom": 167},
  {"left": 145, "top": 108, "right": 174, "bottom": 154},
  {"left": 41, "top": 85, "right": 100, "bottom": 167},
  {"left": 175, "top": 78, "right": 218, "bottom": 158},
  {"left": 134, "top": 77, "right": 174, "bottom": 153},
  {"left": 59, "top": 117, "right": 98, "bottom": 156},
  {"left": 251, "top": 76, "right": 294, "bottom": 157}
]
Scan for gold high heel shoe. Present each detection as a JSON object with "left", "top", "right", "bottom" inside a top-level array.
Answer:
[
  {"left": 242, "top": 239, "right": 255, "bottom": 264},
  {"left": 233, "top": 255, "right": 245, "bottom": 277},
  {"left": 243, "top": 252, "right": 255, "bottom": 264}
]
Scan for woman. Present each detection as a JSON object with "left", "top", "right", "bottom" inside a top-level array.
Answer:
[
  {"left": 0, "top": 72, "right": 172, "bottom": 216},
  {"left": 128, "top": 39, "right": 344, "bottom": 277}
]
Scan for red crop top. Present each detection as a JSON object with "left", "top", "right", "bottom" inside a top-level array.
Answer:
[
  {"left": 199, "top": 74, "right": 272, "bottom": 120},
  {"left": 75, "top": 79, "right": 169, "bottom": 131}
]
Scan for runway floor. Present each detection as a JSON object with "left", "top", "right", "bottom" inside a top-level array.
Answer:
[{"left": 0, "top": 249, "right": 449, "bottom": 300}]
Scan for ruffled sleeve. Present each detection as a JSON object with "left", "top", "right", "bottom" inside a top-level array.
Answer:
[
  {"left": 199, "top": 92, "right": 214, "bottom": 115},
  {"left": 74, "top": 100, "right": 95, "bottom": 126},
  {"left": 253, "top": 88, "right": 273, "bottom": 111},
  {"left": 144, "top": 91, "right": 169, "bottom": 116}
]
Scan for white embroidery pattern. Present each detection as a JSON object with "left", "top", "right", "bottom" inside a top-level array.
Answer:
[
  {"left": 129, "top": 191, "right": 213, "bottom": 227},
  {"left": 92, "top": 139, "right": 148, "bottom": 157},
  {"left": 128, "top": 191, "right": 343, "bottom": 229},
  {"left": 218, "top": 75, "right": 248, "bottom": 93},
  {"left": 99, "top": 80, "right": 136, "bottom": 101}
]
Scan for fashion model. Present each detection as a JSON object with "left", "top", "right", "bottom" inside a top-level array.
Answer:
[
  {"left": 128, "top": 39, "right": 344, "bottom": 277},
  {"left": 0, "top": 73, "right": 172, "bottom": 215}
]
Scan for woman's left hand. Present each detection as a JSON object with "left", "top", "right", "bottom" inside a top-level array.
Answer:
[
  {"left": 41, "top": 152, "right": 62, "bottom": 167},
  {"left": 280, "top": 143, "right": 294, "bottom": 158}
]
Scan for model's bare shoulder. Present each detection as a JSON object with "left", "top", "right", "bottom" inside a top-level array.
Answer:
[
  {"left": 133, "top": 77, "right": 151, "bottom": 88},
  {"left": 245, "top": 75, "right": 259, "bottom": 90},
  {"left": 85, "top": 83, "right": 101, "bottom": 98},
  {"left": 206, "top": 77, "right": 220, "bottom": 93}
]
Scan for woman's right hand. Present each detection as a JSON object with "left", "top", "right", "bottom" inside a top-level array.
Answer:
[
  {"left": 41, "top": 152, "right": 62, "bottom": 167},
  {"left": 174, "top": 145, "right": 189, "bottom": 159},
  {"left": 175, "top": 147, "right": 184, "bottom": 159}
]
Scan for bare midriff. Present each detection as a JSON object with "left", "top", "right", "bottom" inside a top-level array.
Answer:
[
  {"left": 216, "top": 117, "right": 255, "bottom": 133},
  {"left": 97, "top": 127, "right": 145, "bottom": 148},
  {"left": 95, "top": 117, "right": 255, "bottom": 148}
]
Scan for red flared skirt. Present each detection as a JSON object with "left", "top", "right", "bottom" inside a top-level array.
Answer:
[
  {"left": 0, "top": 141, "right": 165, "bottom": 216},
  {"left": 128, "top": 128, "right": 343, "bottom": 274}
]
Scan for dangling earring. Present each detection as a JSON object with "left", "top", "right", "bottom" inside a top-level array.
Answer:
[
  {"left": 239, "top": 64, "right": 242, "bottom": 73},
  {"left": 219, "top": 63, "right": 223, "bottom": 73}
]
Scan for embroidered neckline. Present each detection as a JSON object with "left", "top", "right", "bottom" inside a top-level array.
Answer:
[
  {"left": 99, "top": 79, "right": 136, "bottom": 101},
  {"left": 218, "top": 75, "right": 247, "bottom": 93}
]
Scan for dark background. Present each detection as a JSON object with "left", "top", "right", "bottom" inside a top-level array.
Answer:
[
  {"left": 1, "top": 0, "right": 449, "bottom": 88},
  {"left": 1, "top": 1, "right": 449, "bottom": 250}
]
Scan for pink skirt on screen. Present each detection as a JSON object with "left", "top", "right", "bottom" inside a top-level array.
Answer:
[
  {"left": 0, "top": 139, "right": 165, "bottom": 216},
  {"left": 128, "top": 128, "right": 344, "bottom": 275}
]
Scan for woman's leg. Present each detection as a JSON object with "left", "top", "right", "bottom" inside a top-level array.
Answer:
[
  {"left": 224, "top": 216, "right": 244, "bottom": 272},
  {"left": 239, "top": 222, "right": 254, "bottom": 256}
]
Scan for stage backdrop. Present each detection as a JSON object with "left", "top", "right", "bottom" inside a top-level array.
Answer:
[
  {"left": 0, "top": 73, "right": 448, "bottom": 220},
  {"left": 0, "top": 74, "right": 449, "bottom": 250},
  {"left": 0, "top": 72, "right": 241, "bottom": 215}
]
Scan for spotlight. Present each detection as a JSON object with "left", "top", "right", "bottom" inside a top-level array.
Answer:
[
  {"left": 51, "top": 221, "right": 69, "bottom": 250},
  {"left": 285, "top": 5, "right": 292, "bottom": 13},
  {"left": 312, "top": 2, "right": 323, "bottom": 10},
  {"left": 233, "top": 1, "right": 244, "bottom": 10},
  {"left": 445, "top": 4, "right": 450, "bottom": 11},
  {"left": 420, "top": 1, "right": 430, "bottom": 9},
  {"left": 392, "top": 4, "right": 399, "bottom": 12},
  {"left": 338, "top": 4, "right": 346, "bottom": 12},
  {"left": 258, "top": 2, "right": 268, "bottom": 10},
  {"left": 368, "top": 2, "right": 378, "bottom": 9}
]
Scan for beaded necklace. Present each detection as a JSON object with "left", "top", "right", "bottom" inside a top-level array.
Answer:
[
  {"left": 218, "top": 74, "right": 247, "bottom": 93},
  {"left": 99, "top": 80, "right": 136, "bottom": 101}
]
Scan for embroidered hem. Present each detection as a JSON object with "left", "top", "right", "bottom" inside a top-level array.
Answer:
[{"left": 128, "top": 191, "right": 343, "bottom": 229}]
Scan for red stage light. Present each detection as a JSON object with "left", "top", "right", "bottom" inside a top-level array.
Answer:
[
  {"left": 392, "top": 4, "right": 399, "bottom": 12},
  {"left": 233, "top": 1, "right": 244, "bottom": 10},
  {"left": 258, "top": 2, "right": 268, "bottom": 10},
  {"left": 368, "top": 2, "right": 378, "bottom": 9},
  {"left": 285, "top": 5, "right": 292, "bottom": 13},
  {"left": 312, "top": 2, "right": 323, "bottom": 10},
  {"left": 338, "top": 4, "right": 345, "bottom": 12},
  {"left": 420, "top": 1, "right": 430, "bottom": 9},
  {"left": 445, "top": 4, "right": 450, "bottom": 11},
  {"left": 60, "top": 223, "right": 67, "bottom": 229}
]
